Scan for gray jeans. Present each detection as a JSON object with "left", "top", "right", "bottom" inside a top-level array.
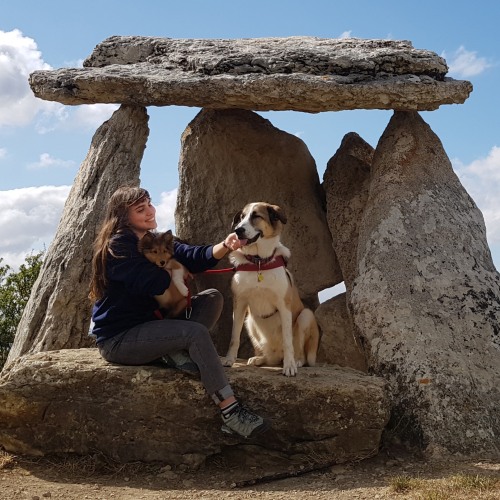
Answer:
[{"left": 97, "top": 289, "right": 233, "bottom": 401}]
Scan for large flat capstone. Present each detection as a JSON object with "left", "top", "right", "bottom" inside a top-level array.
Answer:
[
  {"left": 0, "top": 349, "right": 390, "bottom": 468},
  {"left": 28, "top": 36, "right": 472, "bottom": 111}
]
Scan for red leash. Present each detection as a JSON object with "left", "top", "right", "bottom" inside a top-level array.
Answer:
[
  {"left": 202, "top": 267, "right": 236, "bottom": 274},
  {"left": 201, "top": 256, "right": 287, "bottom": 274}
]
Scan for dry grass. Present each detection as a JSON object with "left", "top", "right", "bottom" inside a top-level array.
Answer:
[
  {"left": 0, "top": 450, "right": 160, "bottom": 480},
  {"left": 390, "top": 472, "right": 500, "bottom": 499},
  {"left": 0, "top": 450, "right": 15, "bottom": 469}
]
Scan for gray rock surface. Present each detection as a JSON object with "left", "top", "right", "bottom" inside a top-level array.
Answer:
[
  {"left": 6, "top": 105, "right": 149, "bottom": 363},
  {"left": 0, "top": 349, "right": 390, "bottom": 468},
  {"left": 350, "top": 111, "right": 500, "bottom": 457},
  {"left": 28, "top": 36, "right": 472, "bottom": 111},
  {"left": 316, "top": 293, "right": 367, "bottom": 372},
  {"left": 84, "top": 36, "right": 449, "bottom": 75}
]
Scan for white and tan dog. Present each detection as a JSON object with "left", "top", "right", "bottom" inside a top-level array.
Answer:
[{"left": 223, "top": 202, "right": 320, "bottom": 377}]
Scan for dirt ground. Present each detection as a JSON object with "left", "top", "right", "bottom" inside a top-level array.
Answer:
[{"left": 1, "top": 447, "right": 499, "bottom": 500}]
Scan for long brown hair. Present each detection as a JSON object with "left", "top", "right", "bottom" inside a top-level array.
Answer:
[{"left": 89, "top": 186, "right": 150, "bottom": 301}]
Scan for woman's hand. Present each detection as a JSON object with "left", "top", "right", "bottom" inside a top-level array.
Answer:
[
  {"left": 213, "top": 232, "right": 243, "bottom": 259},
  {"left": 223, "top": 232, "right": 244, "bottom": 251}
]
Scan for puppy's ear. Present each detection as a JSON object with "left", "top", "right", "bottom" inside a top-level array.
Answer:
[
  {"left": 138, "top": 231, "right": 154, "bottom": 251},
  {"left": 231, "top": 210, "right": 243, "bottom": 230},
  {"left": 163, "top": 229, "right": 173, "bottom": 240},
  {"left": 268, "top": 205, "right": 287, "bottom": 224},
  {"left": 141, "top": 231, "right": 155, "bottom": 243}
]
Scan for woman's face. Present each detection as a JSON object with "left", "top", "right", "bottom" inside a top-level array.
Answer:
[{"left": 127, "top": 198, "right": 157, "bottom": 238}]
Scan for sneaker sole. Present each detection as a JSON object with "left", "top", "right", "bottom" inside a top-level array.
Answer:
[{"left": 221, "top": 419, "right": 271, "bottom": 438}]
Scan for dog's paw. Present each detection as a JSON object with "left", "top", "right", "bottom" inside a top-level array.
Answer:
[
  {"left": 221, "top": 356, "right": 235, "bottom": 367},
  {"left": 295, "top": 360, "right": 304, "bottom": 368},
  {"left": 247, "top": 356, "right": 265, "bottom": 366},
  {"left": 282, "top": 360, "right": 298, "bottom": 377},
  {"left": 175, "top": 281, "right": 189, "bottom": 296}
]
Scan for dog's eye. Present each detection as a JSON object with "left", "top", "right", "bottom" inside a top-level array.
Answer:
[{"left": 251, "top": 212, "right": 262, "bottom": 220}]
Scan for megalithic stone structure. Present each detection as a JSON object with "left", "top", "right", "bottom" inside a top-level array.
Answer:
[
  {"left": 5, "top": 35, "right": 498, "bottom": 459},
  {"left": 6, "top": 105, "right": 149, "bottom": 364}
]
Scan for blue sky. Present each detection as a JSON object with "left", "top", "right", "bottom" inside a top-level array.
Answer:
[{"left": 1, "top": 0, "right": 499, "bottom": 290}]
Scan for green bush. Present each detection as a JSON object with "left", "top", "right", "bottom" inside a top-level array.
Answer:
[{"left": 0, "top": 252, "right": 44, "bottom": 370}]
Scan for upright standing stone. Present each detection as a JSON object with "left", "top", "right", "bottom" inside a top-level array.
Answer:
[
  {"left": 350, "top": 111, "right": 500, "bottom": 457},
  {"left": 176, "top": 108, "right": 341, "bottom": 355},
  {"left": 6, "top": 105, "right": 149, "bottom": 365},
  {"left": 323, "top": 132, "right": 374, "bottom": 295},
  {"left": 317, "top": 132, "right": 374, "bottom": 370}
]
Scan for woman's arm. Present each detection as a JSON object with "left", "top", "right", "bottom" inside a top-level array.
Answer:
[{"left": 174, "top": 232, "right": 243, "bottom": 272}]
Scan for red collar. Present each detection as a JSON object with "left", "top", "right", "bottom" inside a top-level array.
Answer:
[
  {"left": 236, "top": 255, "right": 287, "bottom": 272},
  {"left": 244, "top": 252, "right": 276, "bottom": 265}
]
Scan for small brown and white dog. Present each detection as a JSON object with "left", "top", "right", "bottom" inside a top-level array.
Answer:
[
  {"left": 138, "top": 230, "right": 190, "bottom": 318},
  {"left": 222, "top": 202, "right": 320, "bottom": 377}
]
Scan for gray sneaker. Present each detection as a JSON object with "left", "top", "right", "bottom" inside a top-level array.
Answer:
[{"left": 221, "top": 405, "right": 270, "bottom": 438}]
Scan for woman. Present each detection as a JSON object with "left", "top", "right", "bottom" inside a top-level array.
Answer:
[{"left": 89, "top": 186, "right": 270, "bottom": 439}]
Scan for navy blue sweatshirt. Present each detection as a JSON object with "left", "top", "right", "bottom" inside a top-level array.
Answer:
[{"left": 91, "top": 229, "right": 220, "bottom": 343}]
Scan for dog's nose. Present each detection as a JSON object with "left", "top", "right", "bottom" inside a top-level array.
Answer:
[
  {"left": 159, "top": 260, "right": 166, "bottom": 267},
  {"left": 235, "top": 226, "right": 246, "bottom": 237}
]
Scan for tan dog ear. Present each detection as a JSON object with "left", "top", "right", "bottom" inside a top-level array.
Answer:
[
  {"left": 268, "top": 205, "right": 287, "bottom": 224},
  {"left": 231, "top": 210, "right": 243, "bottom": 230}
]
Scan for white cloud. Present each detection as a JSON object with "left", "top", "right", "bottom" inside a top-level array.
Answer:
[
  {"left": 69, "top": 104, "right": 118, "bottom": 130},
  {"left": 444, "top": 46, "right": 493, "bottom": 78},
  {"left": 0, "top": 29, "right": 54, "bottom": 127},
  {"left": 62, "top": 58, "right": 85, "bottom": 68},
  {"left": 27, "top": 153, "right": 76, "bottom": 170},
  {"left": 155, "top": 189, "right": 178, "bottom": 232},
  {"left": 34, "top": 103, "right": 118, "bottom": 134},
  {"left": 464, "top": 145, "right": 500, "bottom": 180},
  {"left": 453, "top": 146, "right": 500, "bottom": 244},
  {"left": 0, "top": 186, "right": 177, "bottom": 270},
  {"left": 0, "top": 148, "right": 6, "bottom": 159},
  {"left": 0, "top": 185, "right": 70, "bottom": 268},
  {"left": 32, "top": 105, "right": 70, "bottom": 134},
  {"left": 0, "top": 29, "right": 117, "bottom": 134}
]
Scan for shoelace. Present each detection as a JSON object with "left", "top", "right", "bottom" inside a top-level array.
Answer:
[{"left": 236, "top": 406, "right": 260, "bottom": 423}]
